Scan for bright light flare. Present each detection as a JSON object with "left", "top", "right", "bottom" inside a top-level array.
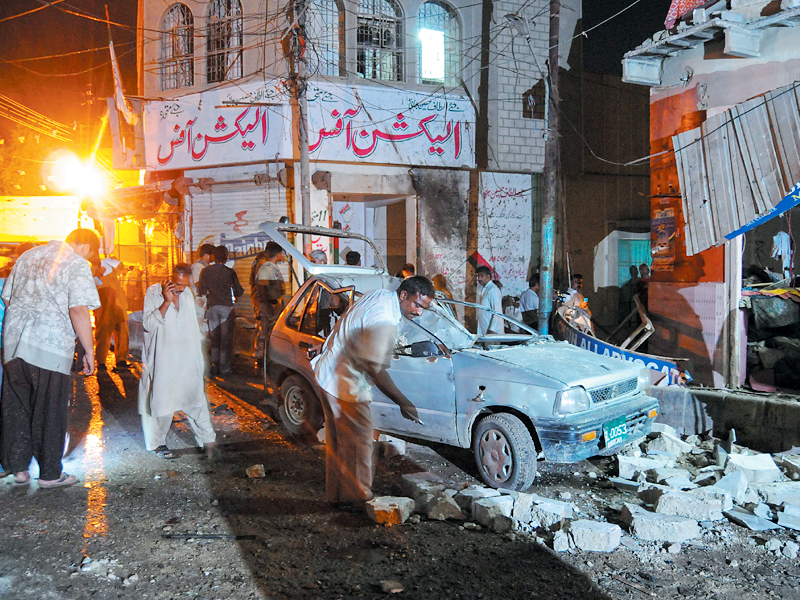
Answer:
[
  {"left": 419, "top": 28, "right": 445, "bottom": 81},
  {"left": 45, "top": 151, "right": 106, "bottom": 197}
]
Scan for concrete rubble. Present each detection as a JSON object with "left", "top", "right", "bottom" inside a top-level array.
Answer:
[{"left": 368, "top": 426, "right": 800, "bottom": 558}]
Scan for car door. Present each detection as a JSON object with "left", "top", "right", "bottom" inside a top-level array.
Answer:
[{"left": 370, "top": 311, "right": 459, "bottom": 445}]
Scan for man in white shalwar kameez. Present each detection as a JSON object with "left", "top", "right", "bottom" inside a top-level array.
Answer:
[
  {"left": 475, "top": 266, "right": 504, "bottom": 335},
  {"left": 138, "top": 263, "right": 216, "bottom": 459}
]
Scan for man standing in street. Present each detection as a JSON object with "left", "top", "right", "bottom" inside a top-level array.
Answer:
[
  {"left": 139, "top": 263, "right": 216, "bottom": 460},
  {"left": 198, "top": 246, "right": 244, "bottom": 376},
  {"left": 1, "top": 229, "right": 101, "bottom": 487},
  {"left": 251, "top": 242, "right": 286, "bottom": 373},
  {"left": 191, "top": 244, "right": 216, "bottom": 291},
  {"left": 312, "top": 276, "right": 431, "bottom": 508},
  {"left": 519, "top": 274, "right": 540, "bottom": 328},
  {"left": 476, "top": 266, "right": 504, "bottom": 335}
]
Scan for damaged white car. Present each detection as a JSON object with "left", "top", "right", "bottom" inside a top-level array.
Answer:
[{"left": 262, "top": 222, "right": 659, "bottom": 491}]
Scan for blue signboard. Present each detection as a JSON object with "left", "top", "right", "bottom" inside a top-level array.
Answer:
[
  {"left": 725, "top": 180, "right": 800, "bottom": 240},
  {"left": 554, "top": 317, "right": 687, "bottom": 385}
]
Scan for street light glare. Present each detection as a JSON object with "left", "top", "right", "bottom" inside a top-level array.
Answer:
[{"left": 48, "top": 152, "right": 106, "bottom": 197}]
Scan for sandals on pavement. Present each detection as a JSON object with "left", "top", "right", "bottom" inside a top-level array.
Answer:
[
  {"left": 152, "top": 445, "right": 176, "bottom": 460},
  {"left": 38, "top": 473, "right": 78, "bottom": 488},
  {"left": 11, "top": 472, "right": 31, "bottom": 487}
]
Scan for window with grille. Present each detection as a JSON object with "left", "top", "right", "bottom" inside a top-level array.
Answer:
[
  {"left": 305, "top": 0, "right": 343, "bottom": 77},
  {"left": 357, "top": 0, "right": 404, "bottom": 82},
  {"left": 417, "top": 1, "right": 459, "bottom": 85},
  {"left": 206, "top": 0, "right": 243, "bottom": 83},
  {"left": 160, "top": 4, "right": 194, "bottom": 90}
]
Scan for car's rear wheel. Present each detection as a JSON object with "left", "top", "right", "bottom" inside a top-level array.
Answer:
[
  {"left": 473, "top": 413, "right": 537, "bottom": 491},
  {"left": 278, "top": 374, "right": 323, "bottom": 438}
]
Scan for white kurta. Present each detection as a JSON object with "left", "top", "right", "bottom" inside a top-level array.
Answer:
[
  {"left": 477, "top": 281, "right": 504, "bottom": 335},
  {"left": 138, "top": 283, "right": 207, "bottom": 418}
]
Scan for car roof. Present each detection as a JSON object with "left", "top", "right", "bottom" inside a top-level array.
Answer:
[{"left": 260, "top": 221, "right": 389, "bottom": 277}]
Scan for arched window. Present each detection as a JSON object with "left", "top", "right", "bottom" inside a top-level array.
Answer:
[
  {"left": 207, "top": 0, "right": 243, "bottom": 83},
  {"left": 357, "top": 0, "right": 404, "bottom": 82},
  {"left": 160, "top": 4, "right": 194, "bottom": 90},
  {"left": 305, "top": 0, "right": 343, "bottom": 77},
  {"left": 417, "top": 1, "right": 460, "bottom": 85}
]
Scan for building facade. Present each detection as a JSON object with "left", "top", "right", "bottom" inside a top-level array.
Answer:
[{"left": 124, "top": 0, "right": 584, "bottom": 323}]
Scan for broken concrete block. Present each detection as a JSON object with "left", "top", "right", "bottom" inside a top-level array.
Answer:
[
  {"left": 715, "top": 445, "right": 728, "bottom": 468},
  {"left": 651, "top": 423, "right": 678, "bottom": 437},
  {"left": 692, "top": 470, "right": 718, "bottom": 486},
  {"left": 765, "top": 538, "right": 782, "bottom": 552},
  {"left": 492, "top": 514, "right": 515, "bottom": 533},
  {"left": 725, "top": 454, "right": 782, "bottom": 483},
  {"left": 723, "top": 507, "right": 783, "bottom": 531},
  {"left": 366, "top": 497, "right": 416, "bottom": 526},
  {"left": 777, "top": 512, "right": 800, "bottom": 531},
  {"left": 638, "top": 483, "right": 671, "bottom": 506},
  {"left": 650, "top": 467, "right": 692, "bottom": 484},
  {"left": 655, "top": 491, "right": 724, "bottom": 521},
  {"left": 752, "top": 503, "right": 774, "bottom": 521},
  {"left": 647, "top": 432, "right": 693, "bottom": 456},
  {"left": 750, "top": 481, "right": 800, "bottom": 507},
  {"left": 246, "top": 464, "right": 265, "bottom": 478},
  {"left": 661, "top": 475, "right": 698, "bottom": 491},
  {"left": 783, "top": 540, "right": 799, "bottom": 559},
  {"left": 511, "top": 493, "right": 573, "bottom": 526},
  {"left": 618, "top": 456, "right": 673, "bottom": 481},
  {"left": 473, "top": 496, "right": 515, "bottom": 528},
  {"left": 426, "top": 494, "right": 466, "bottom": 521},
  {"left": 782, "top": 503, "right": 800, "bottom": 516},
  {"left": 568, "top": 520, "right": 622, "bottom": 552},
  {"left": 610, "top": 477, "right": 639, "bottom": 494},
  {"left": 453, "top": 486, "right": 501, "bottom": 513},
  {"left": 711, "top": 471, "right": 749, "bottom": 505},
  {"left": 400, "top": 472, "right": 443, "bottom": 495},
  {"left": 689, "top": 486, "right": 733, "bottom": 512},
  {"left": 621, "top": 503, "right": 700, "bottom": 543},
  {"left": 553, "top": 529, "right": 570, "bottom": 552},
  {"left": 377, "top": 434, "right": 406, "bottom": 457}
]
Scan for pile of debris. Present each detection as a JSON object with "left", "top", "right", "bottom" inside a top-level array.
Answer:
[{"left": 367, "top": 425, "right": 800, "bottom": 556}]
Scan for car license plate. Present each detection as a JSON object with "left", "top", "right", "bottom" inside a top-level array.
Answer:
[{"left": 603, "top": 416, "right": 628, "bottom": 448}]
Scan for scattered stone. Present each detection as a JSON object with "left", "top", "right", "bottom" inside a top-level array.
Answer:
[
  {"left": 655, "top": 491, "right": 724, "bottom": 521},
  {"left": 473, "top": 496, "right": 515, "bottom": 529},
  {"left": 779, "top": 455, "right": 800, "bottom": 480},
  {"left": 647, "top": 432, "right": 693, "bottom": 455},
  {"left": 650, "top": 467, "right": 692, "bottom": 484},
  {"left": 750, "top": 482, "right": 800, "bottom": 507},
  {"left": 692, "top": 470, "right": 718, "bottom": 486},
  {"left": 689, "top": 486, "right": 733, "bottom": 512},
  {"left": 568, "top": 520, "right": 622, "bottom": 552},
  {"left": 553, "top": 530, "right": 570, "bottom": 552},
  {"left": 426, "top": 494, "right": 466, "bottom": 521},
  {"left": 246, "top": 464, "right": 265, "bottom": 479},
  {"left": 661, "top": 475, "right": 698, "bottom": 490},
  {"left": 377, "top": 434, "right": 406, "bottom": 457},
  {"left": 752, "top": 503, "right": 773, "bottom": 521},
  {"left": 492, "top": 514, "right": 515, "bottom": 533},
  {"left": 783, "top": 540, "right": 799, "bottom": 559},
  {"left": 765, "top": 538, "right": 782, "bottom": 552},
  {"left": 122, "top": 574, "right": 139, "bottom": 587},
  {"left": 638, "top": 482, "right": 672, "bottom": 506},
  {"left": 651, "top": 423, "right": 678, "bottom": 437},
  {"left": 400, "top": 473, "right": 446, "bottom": 513},
  {"left": 618, "top": 456, "right": 673, "bottom": 480},
  {"left": 453, "top": 486, "right": 500, "bottom": 513},
  {"left": 400, "top": 472, "right": 444, "bottom": 494},
  {"left": 725, "top": 454, "right": 782, "bottom": 483},
  {"left": 610, "top": 477, "right": 639, "bottom": 494},
  {"left": 380, "top": 580, "right": 404, "bottom": 594},
  {"left": 724, "top": 507, "right": 783, "bottom": 531},
  {"left": 621, "top": 502, "right": 700, "bottom": 542},
  {"left": 667, "top": 542, "right": 682, "bottom": 554},
  {"left": 365, "top": 496, "right": 415, "bottom": 526},
  {"left": 559, "top": 491, "right": 572, "bottom": 500},
  {"left": 783, "top": 503, "right": 800, "bottom": 516},
  {"left": 712, "top": 472, "right": 749, "bottom": 505},
  {"left": 777, "top": 511, "right": 800, "bottom": 531},
  {"left": 407, "top": 514, "right": 421, "bottom": 525},
  {"left": 463, "top": 521, "right": 478, "bottom": 530}
]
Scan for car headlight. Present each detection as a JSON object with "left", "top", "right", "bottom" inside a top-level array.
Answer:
[
  {"left": 638, "top": 368, "right": 652, "bottom": 393},
  {"left": 553, "top": 387, "right": 591, "bottom": 416}
]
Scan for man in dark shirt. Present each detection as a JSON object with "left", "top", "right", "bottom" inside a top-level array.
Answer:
[{"left": 198, "top": 246, "right": 244, "bottom": 375}]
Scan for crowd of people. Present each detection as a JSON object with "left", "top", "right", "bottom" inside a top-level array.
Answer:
[{"left": 0, "top": 229, "right": 567, "bottom": 506}]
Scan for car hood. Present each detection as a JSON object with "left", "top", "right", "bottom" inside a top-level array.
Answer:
[{"left": 472, "top": 341, "right": 639, "bottom": 388}]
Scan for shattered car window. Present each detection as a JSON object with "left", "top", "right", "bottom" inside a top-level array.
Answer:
[{"left": 397, "top": 300, "right": 474, "bottom": 351}]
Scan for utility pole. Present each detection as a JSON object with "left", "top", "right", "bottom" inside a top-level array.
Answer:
[
  {"left": 290, "top": 0, "right": 312, "bottom": 254},
  {"left": 538, "top": 0, "right": 560, "bottom": 335}
]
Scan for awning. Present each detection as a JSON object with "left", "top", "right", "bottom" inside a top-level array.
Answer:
[{"left": 673, "top": 81, "right": 800, "bottom": 255}]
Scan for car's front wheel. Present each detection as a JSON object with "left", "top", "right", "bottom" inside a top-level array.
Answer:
[
  {"left": 278, "top": 374, "right": 323, "bottom": 438},
  {"left": 473, "top": 413, "right": 537, "bottom": 491}
]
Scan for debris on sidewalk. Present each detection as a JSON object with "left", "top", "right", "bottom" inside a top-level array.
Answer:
[{"left": 246, "top": 464, "right": 265, "bottom": 478}]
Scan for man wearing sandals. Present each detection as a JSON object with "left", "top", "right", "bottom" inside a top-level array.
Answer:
[
  {"left": 1, "top": 229, "right": 101, "bottom": 488},
  {"left": 139, "top": 263, "right": 216, "bottom": 460}
]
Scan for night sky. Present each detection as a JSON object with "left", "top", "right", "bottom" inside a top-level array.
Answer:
[{"left": 0, "top": 0, "right": 674, "bottom": 140}]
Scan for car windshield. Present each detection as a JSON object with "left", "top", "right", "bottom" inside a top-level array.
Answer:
[{"left": 398, "top": 299, "right": 476, "bottom": 351}]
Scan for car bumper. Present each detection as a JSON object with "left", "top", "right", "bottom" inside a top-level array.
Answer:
[{"left": 535, "top": 394, "right": 659, "bottom": 463}]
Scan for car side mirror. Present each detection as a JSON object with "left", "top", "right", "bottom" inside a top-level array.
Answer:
[{"left": 410, "top": 340, "right": 440, "bottom": 358}]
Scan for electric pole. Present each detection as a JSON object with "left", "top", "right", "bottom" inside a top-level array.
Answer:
[
  {"left": 538, "top": 0, "right": 560, "bottom": 335},
  {"left": 290, "top": 0, "right": 312, "bottom": 254}
]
